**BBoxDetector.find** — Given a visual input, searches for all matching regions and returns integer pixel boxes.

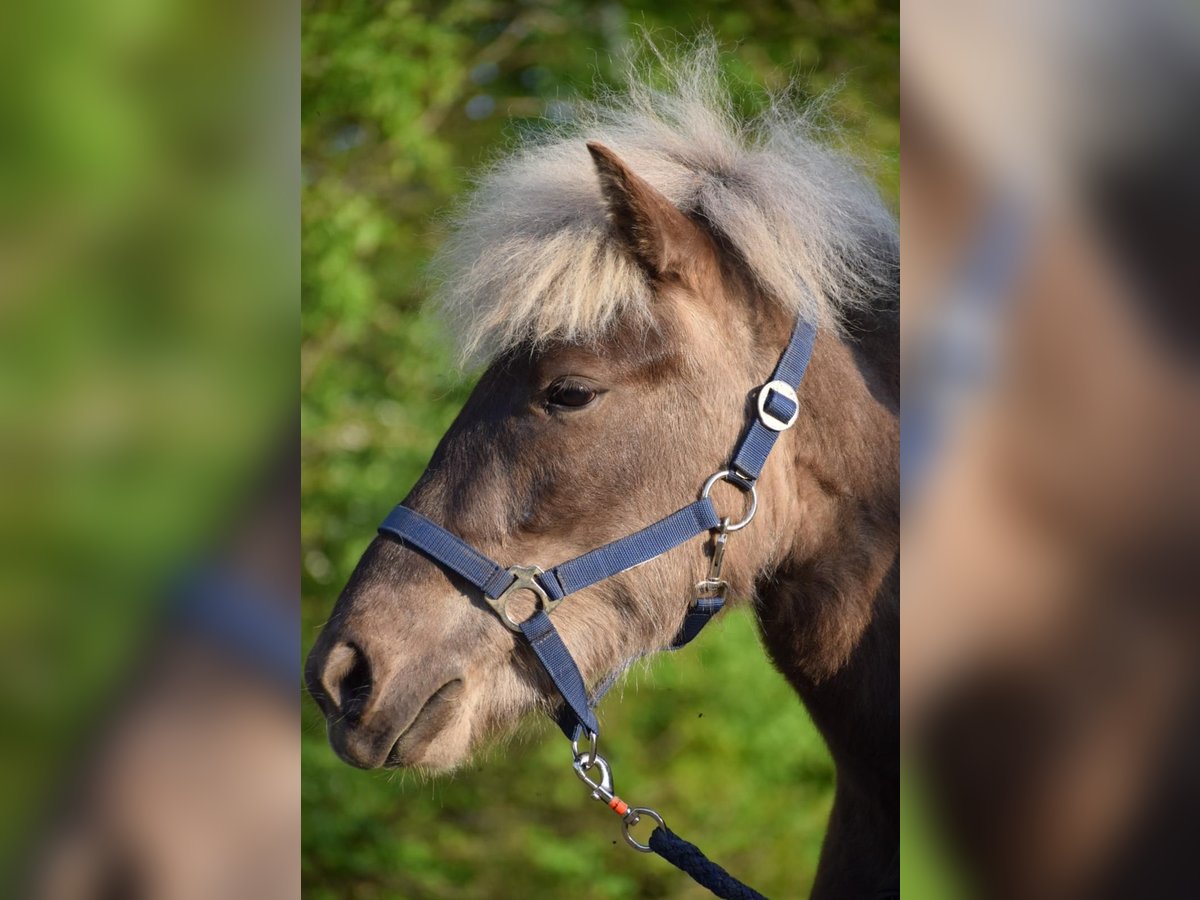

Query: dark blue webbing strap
[382,500,723,608]
[378,505,512,599]
[520,610,599,738]
[729,319,817,483]
[171,567,299,691]
[378,506,597,738]
[670,597,726,649]
[544,498,720,600]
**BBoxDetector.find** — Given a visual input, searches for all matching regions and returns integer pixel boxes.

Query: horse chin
[382,679,472,772]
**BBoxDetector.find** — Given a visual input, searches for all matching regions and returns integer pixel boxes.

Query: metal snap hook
[694,517,731,601]
[572,752,614,804]
[571,730,599,768]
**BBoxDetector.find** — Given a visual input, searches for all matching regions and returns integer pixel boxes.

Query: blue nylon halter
[377,318,816,741]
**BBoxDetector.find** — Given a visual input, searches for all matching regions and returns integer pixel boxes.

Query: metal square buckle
[756,379,799,431]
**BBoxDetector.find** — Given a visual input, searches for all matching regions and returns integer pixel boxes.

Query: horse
[306,48,899,898]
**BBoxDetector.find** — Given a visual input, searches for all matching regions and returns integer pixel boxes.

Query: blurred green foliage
[0,0,294,883]
[302,2,896,897]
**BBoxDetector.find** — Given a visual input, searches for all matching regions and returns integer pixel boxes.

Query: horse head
[306,64,897,774]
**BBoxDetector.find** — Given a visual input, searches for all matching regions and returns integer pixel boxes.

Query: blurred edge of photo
[903,0,1200,897]
[0,1,299,897]
[4,0,1200,896]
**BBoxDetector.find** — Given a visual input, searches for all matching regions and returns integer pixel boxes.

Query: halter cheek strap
[730,319,815,481]
[376,318,816,739]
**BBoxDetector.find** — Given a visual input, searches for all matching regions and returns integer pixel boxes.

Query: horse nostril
[318,642,373,723]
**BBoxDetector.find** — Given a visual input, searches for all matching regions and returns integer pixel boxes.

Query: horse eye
[546,379,597,409]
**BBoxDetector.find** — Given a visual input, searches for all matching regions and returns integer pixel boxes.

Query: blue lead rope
[649,827,768,900]
[376,319,817,899]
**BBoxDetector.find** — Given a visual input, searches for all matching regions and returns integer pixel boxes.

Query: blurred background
[301,2,896,898]
[1,0,298,896]
[902,0,1200,897]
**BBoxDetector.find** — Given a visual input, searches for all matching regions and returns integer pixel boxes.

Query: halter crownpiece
[376,318,814,898]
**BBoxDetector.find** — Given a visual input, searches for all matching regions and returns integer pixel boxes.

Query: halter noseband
[376,318,814,887]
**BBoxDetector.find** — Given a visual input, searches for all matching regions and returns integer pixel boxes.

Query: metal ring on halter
[622,806,667,852]
[571,730,599,768]
[487,564,561,632]
[700,470,758,532]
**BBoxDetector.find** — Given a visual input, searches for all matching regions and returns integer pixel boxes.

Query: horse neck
[755,527,899,896]
[751,312,899,891]
[757,556,899,799]
[765,561,899,898]
[753,302,899,681]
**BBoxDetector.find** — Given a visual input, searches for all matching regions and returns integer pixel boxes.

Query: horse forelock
[431,37,899,367]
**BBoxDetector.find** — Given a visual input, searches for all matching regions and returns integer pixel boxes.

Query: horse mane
[432,38,898,365]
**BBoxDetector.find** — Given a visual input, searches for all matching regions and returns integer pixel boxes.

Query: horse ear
[587,141,699,278]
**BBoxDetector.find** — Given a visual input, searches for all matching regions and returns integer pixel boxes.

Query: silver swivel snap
[572,751,614,804]
[569,748,667,852]
[695,516,732,601]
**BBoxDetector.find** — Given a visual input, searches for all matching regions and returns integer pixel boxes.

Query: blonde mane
[432,39,897,365]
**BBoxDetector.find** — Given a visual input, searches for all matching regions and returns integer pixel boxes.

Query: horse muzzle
[306,636,467,769]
